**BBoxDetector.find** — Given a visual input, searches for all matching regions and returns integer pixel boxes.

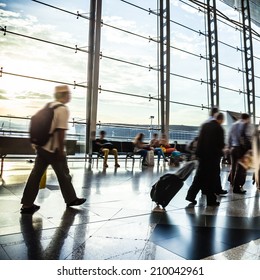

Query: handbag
[39,170,47,189]
[144,150,154,166]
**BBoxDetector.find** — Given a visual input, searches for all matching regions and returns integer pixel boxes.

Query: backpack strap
[48,102,65,150]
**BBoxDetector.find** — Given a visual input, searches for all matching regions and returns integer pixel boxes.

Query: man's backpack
[29,102,64,146]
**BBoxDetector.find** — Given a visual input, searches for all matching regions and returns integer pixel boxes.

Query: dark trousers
[21,147,77,205]
[233,163,247,190]
[136,149,148,164]
[229,146,241,185]
[186,157,221,204]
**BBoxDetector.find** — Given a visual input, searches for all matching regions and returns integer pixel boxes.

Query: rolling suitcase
[150,161,196,209]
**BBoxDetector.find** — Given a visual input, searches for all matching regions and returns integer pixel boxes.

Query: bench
[0,136,77,186]
[91,140,143,167]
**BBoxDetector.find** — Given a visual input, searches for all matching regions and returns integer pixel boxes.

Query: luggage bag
[150,161,196,209]
[145,150,154,166]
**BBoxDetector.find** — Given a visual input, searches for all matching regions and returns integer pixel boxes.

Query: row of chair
[91,140,187,167]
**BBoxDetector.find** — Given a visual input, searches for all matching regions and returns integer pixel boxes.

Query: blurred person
[203,107,227,195]
[186,113,225,206]
[133,133,152,166]
[21,85,86,214]
[150,133,168,165]
[159,133,176,154]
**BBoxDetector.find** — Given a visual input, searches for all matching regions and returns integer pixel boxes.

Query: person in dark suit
[186,112,225,206]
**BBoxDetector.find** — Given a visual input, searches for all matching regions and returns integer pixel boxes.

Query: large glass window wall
[1,0,260,152]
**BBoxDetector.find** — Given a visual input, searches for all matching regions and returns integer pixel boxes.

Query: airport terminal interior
[1,0,260,260]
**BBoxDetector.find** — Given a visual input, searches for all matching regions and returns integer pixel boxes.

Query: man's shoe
[207,201,220,206]
[233,189,246,194]
[67,198,86,207]
[152,206,166,213]
[216,189,228,195]
[20,204,40,214]
[185,196,197,205]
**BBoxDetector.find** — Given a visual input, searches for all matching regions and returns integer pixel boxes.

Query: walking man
[21,85,86,214]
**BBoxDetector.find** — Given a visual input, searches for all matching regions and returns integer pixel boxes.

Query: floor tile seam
[105,248,144,260]
[0,188,22,202]
[89,222,158,241]
[0,244,11,260]
[138,240,185,260]
[78,208,127,239]
[148,240,187,260]
[58,211,160,232]
[89,234,149,242]
[0,234,56,247]
[154,216,260,230]
[65,237,147,260]
[82,200,125,207]
[138,240,153,260]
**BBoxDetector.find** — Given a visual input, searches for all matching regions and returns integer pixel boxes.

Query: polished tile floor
[0,157,260,260]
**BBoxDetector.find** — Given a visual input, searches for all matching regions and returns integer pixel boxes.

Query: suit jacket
[196,120,225,160]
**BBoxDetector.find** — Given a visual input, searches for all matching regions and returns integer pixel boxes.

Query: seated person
[150,133,168,164]
[95,130,120,168]
[159,133,176,154]
[133,133,151,166]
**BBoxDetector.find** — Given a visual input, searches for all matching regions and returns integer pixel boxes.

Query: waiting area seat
[87,140,188,168]
[91,140,143,167]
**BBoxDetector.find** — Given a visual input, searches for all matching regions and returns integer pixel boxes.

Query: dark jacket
[196,120,225,159]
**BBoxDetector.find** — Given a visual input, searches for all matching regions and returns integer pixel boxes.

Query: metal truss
[241,0,256,124]
[207,0,219,109]
[159,0,170,135]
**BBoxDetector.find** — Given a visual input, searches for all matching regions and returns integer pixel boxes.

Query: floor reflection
[20,208,86,260]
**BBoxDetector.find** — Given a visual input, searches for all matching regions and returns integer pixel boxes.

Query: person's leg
[102,148,109,167]
[111,148,120,167]
[233,163,247,194]
[159,148,168,161]
[215,158,228,195]
[154,148,161,164]
[186,161,204,204]
[229,147,240,185]
[50,153,80,205]
[205,158,220,206]
[138,149,148,165]
[21,151,48,207]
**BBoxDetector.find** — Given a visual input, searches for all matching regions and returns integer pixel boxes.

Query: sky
[0,0,260,129]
